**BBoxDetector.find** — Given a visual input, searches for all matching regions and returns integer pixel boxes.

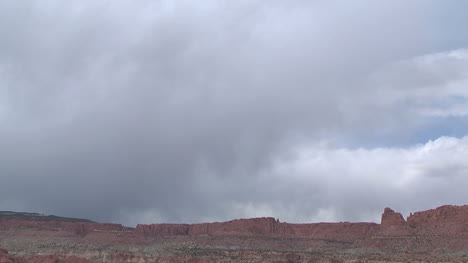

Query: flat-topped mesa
[407,205,468,225]
[381,207,406,226]
[406,205,468,236]
[136,218,278,237]
[189,217,279,237]
[276,222,378,241]
[135,223,190,236]
[137,217,378,241]
[4,205,468,241]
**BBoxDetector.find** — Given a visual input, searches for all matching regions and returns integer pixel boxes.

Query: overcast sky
[1,0,468,226]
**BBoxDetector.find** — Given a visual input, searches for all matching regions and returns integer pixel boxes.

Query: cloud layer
[0,0,467,226]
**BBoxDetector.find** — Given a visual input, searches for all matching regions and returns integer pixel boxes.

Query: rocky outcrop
[188,217,279,237]
[407,205,468,225]
[378,207,412,236]
[2,206,468,262]
[137,206,459,241]
[4,206,468,240]
[3,206,468,240]
[406,205,468,236]
[381,207,406,226]
[135,223,189,236]
[135,217,379,241]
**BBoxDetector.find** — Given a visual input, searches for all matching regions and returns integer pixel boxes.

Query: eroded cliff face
[405,205,468,238]
[134,217,379,242]
[381,207,405,226]
[1,205,468,263]
[135,223,189,236]
[408,205,468,224]
[183,217,378,241]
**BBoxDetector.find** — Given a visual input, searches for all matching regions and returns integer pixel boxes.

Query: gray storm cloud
[0,0,468,226]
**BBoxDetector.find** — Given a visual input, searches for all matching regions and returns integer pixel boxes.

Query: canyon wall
[134,217,379,241]
[2,205,468,263]
[3,205,468,240]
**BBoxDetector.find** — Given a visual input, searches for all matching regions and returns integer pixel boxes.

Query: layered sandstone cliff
[1,205,468,263]
[3,205,468,240]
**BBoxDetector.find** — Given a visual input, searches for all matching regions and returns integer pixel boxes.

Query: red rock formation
[377,207,412,236]
[132,205,468,243]
[188,217,279,237]
[134,217,379,241]
[381,207,406,226]
[278,222,379,241]
[4,206,468,240]
[2,205,468,262]
[406,205,468,236]
[407,205,468,225]
[135,223,189,236]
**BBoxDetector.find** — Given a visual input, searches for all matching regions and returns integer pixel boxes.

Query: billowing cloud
[116,135,468,226]
[0,1,467,226]
[257,136,468,223]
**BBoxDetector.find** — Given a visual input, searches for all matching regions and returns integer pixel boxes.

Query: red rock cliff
[381,207,406,226]
[135,223,189,236]
[3,205,468,241]
[2,206,468,263]
[136,217,378,241]
[188,217,279,237]
[407,205,468,236]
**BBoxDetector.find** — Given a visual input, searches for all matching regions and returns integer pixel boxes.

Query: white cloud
[225,135,468,223]
[126,135,468,225]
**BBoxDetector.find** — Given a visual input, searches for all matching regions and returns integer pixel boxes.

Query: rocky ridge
[1,205,468,262]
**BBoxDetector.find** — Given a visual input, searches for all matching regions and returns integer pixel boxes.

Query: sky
[1,0,468,227]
